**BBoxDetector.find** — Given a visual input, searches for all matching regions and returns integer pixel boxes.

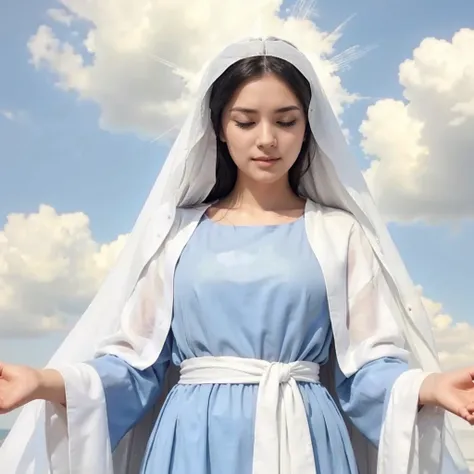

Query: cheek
[281,129,306,158]
[224,128,252,161]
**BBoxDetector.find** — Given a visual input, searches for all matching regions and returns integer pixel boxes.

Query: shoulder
[305,201,376,259]
[175,204,209,222]
[161,205,209,243]
[306,200,358,233]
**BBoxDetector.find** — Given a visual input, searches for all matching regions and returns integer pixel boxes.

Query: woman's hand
[0,362,42,414]
[0,362,66,414]
[419,368,474,424]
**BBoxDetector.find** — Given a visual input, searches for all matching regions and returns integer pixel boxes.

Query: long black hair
[204,55,314,203]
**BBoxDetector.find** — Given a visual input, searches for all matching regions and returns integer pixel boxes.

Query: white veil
[0,36,468,473]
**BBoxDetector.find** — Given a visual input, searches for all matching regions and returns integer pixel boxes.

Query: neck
[225,174,301,211]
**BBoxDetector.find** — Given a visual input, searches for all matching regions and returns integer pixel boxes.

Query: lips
[252,156,280,162]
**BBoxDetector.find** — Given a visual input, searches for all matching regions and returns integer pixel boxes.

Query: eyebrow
[230,106,301,114]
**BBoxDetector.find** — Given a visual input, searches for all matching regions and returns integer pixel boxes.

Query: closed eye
[234,119,298,129]
[235,121,255,129]
[278,120,297,128]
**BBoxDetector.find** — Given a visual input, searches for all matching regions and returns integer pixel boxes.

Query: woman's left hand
[419,368,474,424]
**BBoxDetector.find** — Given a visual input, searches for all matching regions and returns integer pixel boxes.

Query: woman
[0,37,472,474]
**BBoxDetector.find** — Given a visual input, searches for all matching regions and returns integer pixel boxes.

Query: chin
[248,170,289,185]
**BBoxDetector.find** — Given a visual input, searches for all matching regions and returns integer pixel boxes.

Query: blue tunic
[89,215,408,474]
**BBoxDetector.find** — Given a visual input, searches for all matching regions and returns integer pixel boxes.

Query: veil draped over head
[0,37,468,473]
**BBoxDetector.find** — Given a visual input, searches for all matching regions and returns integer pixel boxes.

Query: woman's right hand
[0,362,43,414]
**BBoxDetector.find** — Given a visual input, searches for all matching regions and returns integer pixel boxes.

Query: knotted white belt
[179,356,320,474]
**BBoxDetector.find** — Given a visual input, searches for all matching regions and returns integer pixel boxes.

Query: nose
[256,123,277,149]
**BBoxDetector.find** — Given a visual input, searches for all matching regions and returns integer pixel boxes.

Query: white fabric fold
[178,356,320,474]
[377,369,445,474]
[44,363,114,474]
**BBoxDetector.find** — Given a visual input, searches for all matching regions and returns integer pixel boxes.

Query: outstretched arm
[0,363,65,414]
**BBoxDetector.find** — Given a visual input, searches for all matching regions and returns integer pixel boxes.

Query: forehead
[227,73,301,110]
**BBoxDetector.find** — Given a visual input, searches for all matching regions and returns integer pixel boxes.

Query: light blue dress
[89,215,408,474]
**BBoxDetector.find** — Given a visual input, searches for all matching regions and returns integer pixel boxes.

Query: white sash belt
[179,356,320,474]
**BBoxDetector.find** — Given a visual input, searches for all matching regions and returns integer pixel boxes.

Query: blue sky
[1,0,473,428]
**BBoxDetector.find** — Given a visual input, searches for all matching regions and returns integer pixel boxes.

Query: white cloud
[419,289,474,371]
[27,0,358,138]
[28,25,90,94]
[0,109,27,123]
[47,8,75,26]
[0,205,127,337]
[1,110,15,121]
[361,28,474,223]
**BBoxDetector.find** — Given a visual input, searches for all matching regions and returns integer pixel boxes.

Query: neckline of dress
[202,213,304,229]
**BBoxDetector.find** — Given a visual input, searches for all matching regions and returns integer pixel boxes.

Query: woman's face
[220,73,307,186]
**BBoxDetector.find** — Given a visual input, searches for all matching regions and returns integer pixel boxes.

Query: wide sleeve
[44,255,171,474]
[86,333,172,451]
[335,356,408,446]
[342,221,409,372]
[339,222,445,474]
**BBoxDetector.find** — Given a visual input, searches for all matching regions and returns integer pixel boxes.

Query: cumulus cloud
[27,0,358,138]
[0,205,127,337]
[47,8,75,26]
[419,289,474,370]
[361,28,474,222]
